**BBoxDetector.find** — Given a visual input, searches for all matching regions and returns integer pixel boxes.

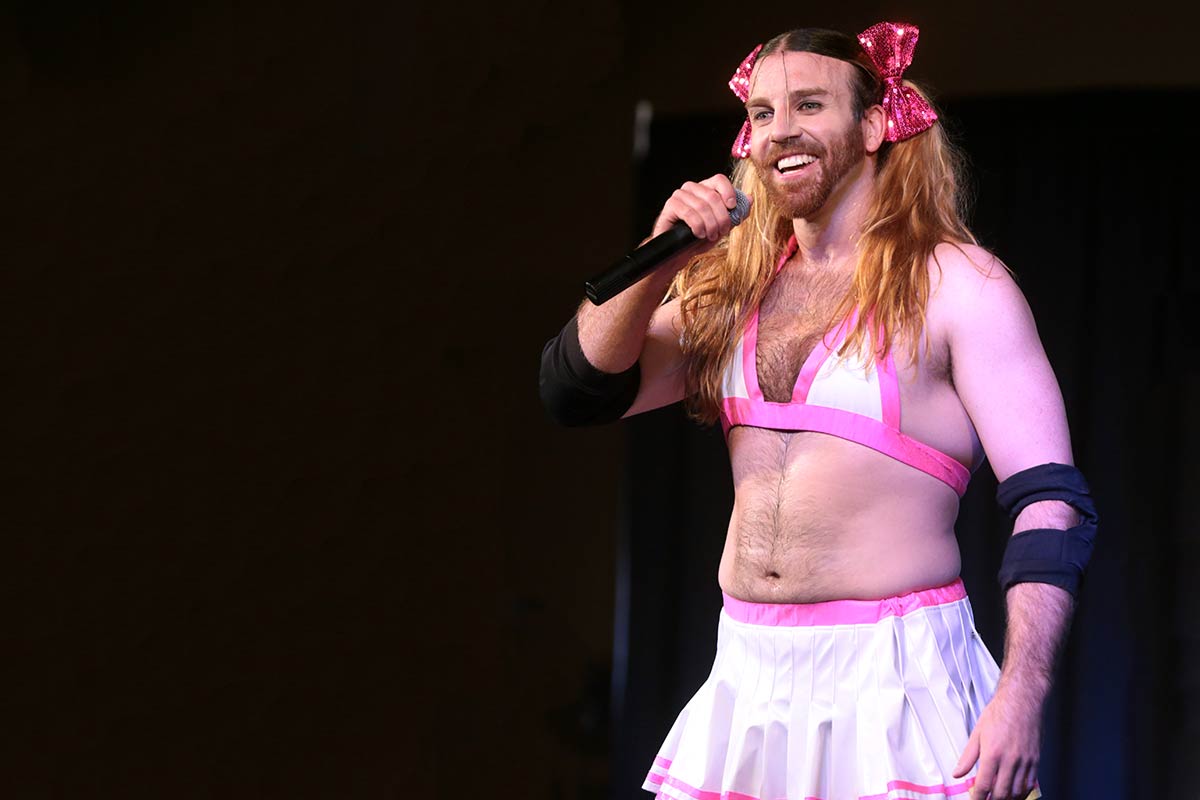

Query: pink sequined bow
[856,22,938,142]
[728,43,762,158]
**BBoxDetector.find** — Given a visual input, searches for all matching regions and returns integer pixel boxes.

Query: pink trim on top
[646,768,982,800]
[742,312,762,402]
[721,398,970,495]
[720,235,971,496]
[791,317,845,404]
[741,236,800,404]
[878,349,902,428]
[721,578,966,626]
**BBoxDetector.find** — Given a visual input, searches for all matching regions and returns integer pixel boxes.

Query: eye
[798,100,822,112]
[749,109,773,123]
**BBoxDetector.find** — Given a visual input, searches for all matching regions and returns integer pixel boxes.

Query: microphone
[584,189,751,305]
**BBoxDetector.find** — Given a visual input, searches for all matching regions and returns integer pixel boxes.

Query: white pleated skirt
[642,579,1040,800]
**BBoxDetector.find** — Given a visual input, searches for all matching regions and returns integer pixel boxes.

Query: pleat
[643,592,1007,800]
[931,602,978,724]
[825,625,860,799]
[700,618,739,786]
[853,621,889,797]
[951,601,1001,726]
[704,613,749,785]
[885,612,947,784]
[905,610,971,774]
[760,629,791,800]
[802,623,835,799]
[723,618,767,794]
[785,626,812,800]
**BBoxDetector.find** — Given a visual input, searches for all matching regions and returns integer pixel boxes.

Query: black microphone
[584,189,751,305]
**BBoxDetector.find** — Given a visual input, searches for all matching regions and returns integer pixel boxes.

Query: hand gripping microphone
[584,189,751,305]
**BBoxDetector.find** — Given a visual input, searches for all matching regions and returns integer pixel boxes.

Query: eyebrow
[745,87,831,108]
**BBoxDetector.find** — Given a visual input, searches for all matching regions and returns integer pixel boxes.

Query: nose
[769,106,805,144]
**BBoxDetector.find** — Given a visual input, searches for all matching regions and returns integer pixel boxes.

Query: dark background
[1,1,1196,797]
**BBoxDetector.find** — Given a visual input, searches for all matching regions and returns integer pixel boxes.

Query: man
[540,23,1096,800]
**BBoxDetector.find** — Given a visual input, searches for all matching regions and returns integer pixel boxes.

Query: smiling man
[540,23,1097,800]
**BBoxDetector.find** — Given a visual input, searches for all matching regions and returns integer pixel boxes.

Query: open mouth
[776,154,818,175]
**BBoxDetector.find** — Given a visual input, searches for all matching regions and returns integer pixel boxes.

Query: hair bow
[727,43,762,159]
[856,22,938,142]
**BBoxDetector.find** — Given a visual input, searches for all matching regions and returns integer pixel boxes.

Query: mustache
[762,143,826,163]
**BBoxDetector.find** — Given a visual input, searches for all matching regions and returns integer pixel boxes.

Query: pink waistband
[722,578,967,627]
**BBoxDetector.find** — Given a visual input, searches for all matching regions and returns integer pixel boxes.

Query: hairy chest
[753,262,954,402]
[754,263,854,402]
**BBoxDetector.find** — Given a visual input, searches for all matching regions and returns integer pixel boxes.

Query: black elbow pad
[538,315,640,427]
[995,462,1099,596]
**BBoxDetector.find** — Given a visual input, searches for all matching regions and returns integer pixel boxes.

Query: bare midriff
[718,425,963,604]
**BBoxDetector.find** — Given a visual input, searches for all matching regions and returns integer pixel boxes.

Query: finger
[953,728,981,778]
[970,757,996,800]
[699,174,738,210]
[658,188,717,240]
[989,757,1016,800]
[672,182,726,240]
[1013,761,1038,799]
[683,181,733,239]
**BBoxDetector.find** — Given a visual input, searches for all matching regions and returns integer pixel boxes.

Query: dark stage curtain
[610,90,1199,800]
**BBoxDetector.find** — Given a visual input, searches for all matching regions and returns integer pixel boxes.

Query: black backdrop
[3,2,1198,797]
[611,91,1200,800]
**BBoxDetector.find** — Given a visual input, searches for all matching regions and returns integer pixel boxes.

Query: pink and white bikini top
[718,236,971,496]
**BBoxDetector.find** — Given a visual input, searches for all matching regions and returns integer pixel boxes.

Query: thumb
[952,727,981,779]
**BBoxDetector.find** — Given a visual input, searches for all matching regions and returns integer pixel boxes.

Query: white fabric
[805,352,884,421]
[721,338,750,401]
[642,596,1033,800]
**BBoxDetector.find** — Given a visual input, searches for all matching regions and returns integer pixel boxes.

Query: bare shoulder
[928,242,1013,298]
[926,242,1032,336]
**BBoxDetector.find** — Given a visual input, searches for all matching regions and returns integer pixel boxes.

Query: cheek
[749,134,769,164]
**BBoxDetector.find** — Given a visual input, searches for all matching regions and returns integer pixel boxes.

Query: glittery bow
[856,22,938,142]
[728,43,762,158]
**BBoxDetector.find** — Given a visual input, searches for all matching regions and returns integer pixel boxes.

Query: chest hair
[755,258,854,402]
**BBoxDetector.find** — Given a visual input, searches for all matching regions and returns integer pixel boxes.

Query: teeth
[777,154,817,170]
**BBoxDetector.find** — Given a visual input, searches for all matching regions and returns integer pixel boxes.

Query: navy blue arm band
[995,462,1099,596]
[538,315,640,427]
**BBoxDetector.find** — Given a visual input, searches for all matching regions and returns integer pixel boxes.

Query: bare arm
[540,176,744,425]
[935,244,1078,800]
[577,175,744,372]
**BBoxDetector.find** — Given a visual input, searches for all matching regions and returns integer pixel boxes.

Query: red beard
[753,122,867,219]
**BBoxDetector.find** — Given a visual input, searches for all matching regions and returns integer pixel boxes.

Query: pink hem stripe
[646,770,979,800]
[721,578,966,626]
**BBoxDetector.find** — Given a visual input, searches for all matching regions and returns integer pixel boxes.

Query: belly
[719,427,963,603]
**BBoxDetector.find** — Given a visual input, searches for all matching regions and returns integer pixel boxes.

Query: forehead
[746,51,856,102]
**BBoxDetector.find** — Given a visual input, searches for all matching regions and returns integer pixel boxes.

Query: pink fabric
[878,350,902,428]
[720,578,966,627]
[640,588,1022,800]
[728,44,764,158]
[856,23,939,143]
[721,398,970,496]
[719,236,971,497]
[646,768,979,800]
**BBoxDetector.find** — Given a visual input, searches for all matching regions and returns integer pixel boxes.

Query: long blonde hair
[671,30,977,426]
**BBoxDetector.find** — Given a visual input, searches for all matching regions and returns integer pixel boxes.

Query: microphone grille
[730,189,751,226]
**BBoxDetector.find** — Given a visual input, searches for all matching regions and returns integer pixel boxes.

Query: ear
[862,104,887,153]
